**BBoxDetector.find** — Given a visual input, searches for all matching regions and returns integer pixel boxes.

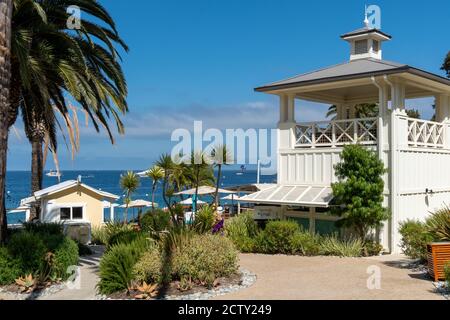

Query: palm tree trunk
[151,183,156,210]
[29,137,44,220]
[0,0,13,244]
[214,164,222,209]
[194,167,200,214]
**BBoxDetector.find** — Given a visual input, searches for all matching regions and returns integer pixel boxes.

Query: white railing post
[353,119,358,144]
[311,124,316,148]
[331,121,336,147]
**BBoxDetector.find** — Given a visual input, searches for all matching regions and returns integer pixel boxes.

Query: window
[60,206,84,220]
[72,207,83,219]
[354,40,368,54]
[372,40,379,52]
[60,208,71,220]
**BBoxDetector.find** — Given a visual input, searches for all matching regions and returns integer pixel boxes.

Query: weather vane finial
[364,5,369,28]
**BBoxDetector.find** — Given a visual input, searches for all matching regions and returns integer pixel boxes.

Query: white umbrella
[221,194,239,200]
[174,186,236,196]
[119,199,156,208]
[179,198,206,205]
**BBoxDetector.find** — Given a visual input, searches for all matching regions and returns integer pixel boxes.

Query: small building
[20,179,119,228]
[239,15,450,253]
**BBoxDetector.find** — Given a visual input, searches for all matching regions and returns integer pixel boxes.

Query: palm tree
[156,154,176,223]
[442,51,450,78]
[326,105,337,119]
[120,171,140,224]
[190,151,209,214]
[146,165,164,210]
[326,103,378,120]
[0,0,13,243]
[210,144,232,209]
[10,0,128,219]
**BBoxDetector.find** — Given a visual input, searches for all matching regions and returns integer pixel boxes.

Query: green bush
[289,231,321,256]
[194,205,216,233]
[97,237,151,294]
[132,245,162,284]
[23,222,64,235]
[426,207,450,241]
[141,209,171,232]
[225,212,260,252]
[0,247,22,285]
[52,237,79,280]
[363,240,384,257]
[256,220,300,254]
[172,234,238,286]
[77,242,93,256]
[399,220,434,261]
[445,263,450,289]
[320,235,364,257]
[91,226,108,245]
[107,230,143,248]
[7,231,47,274]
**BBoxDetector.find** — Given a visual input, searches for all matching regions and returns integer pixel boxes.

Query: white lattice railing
[407,118,445,148]
[295,118,378,148]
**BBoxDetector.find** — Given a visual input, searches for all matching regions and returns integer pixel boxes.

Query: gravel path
[214,253,445,300]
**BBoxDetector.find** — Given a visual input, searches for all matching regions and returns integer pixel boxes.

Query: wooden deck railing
[295,118,378,148]
[407,118,445,148]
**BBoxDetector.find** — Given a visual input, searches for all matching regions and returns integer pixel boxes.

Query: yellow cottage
[20,178,119,228]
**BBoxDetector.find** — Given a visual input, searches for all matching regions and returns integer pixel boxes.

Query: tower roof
[340,27,392,40]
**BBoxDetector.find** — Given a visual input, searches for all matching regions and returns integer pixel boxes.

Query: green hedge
[255,220,300,254]
[0,247,22,285]
[399,220,434,261]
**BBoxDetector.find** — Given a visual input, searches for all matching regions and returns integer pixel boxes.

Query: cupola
[340,12,391,61]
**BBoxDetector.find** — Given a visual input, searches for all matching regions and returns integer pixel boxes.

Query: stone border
[433,282,449,300]
[97,268,257,300]
[0,283,67,300]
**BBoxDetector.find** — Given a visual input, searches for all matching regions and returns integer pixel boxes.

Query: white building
[239,19,450,253]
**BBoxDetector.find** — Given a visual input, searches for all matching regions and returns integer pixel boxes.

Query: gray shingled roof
[255,58,450,92]
[340,27,392,39]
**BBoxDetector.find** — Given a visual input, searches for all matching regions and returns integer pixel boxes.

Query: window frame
[59,204,85,221]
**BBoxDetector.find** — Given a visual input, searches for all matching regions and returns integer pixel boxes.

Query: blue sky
[7,0,450,170]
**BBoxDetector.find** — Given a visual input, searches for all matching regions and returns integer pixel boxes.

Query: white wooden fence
[407,118,445,148]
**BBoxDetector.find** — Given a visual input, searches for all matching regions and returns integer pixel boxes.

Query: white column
[110,204,115,223]
[435,94,450,122]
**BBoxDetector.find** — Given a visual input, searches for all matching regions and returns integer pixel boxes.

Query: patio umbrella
[174,186,236,195]
[118,199,156,208]
[179,197,206,205]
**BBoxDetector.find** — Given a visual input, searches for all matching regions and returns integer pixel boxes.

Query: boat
[137,170,149,177]
[46,170,61,178]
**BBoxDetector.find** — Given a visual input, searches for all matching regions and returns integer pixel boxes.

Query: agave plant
[15,274,36,293]
[426,206,450,241]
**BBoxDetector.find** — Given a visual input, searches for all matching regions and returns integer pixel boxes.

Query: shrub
[331,144,389,240]
[172,234,238,286]
[445,263,450,289]
[52,237,79,280]
[399,220,434,261]
[91,226,108,245]
[132,245,163,284]
[0,247,22,285]
[141,209,171,232]
[107,230,143,248]
[23,222,63,236]
[289,231,321,256]
[320,235,364,257]
[225,212,260,252]
[7,231,47,274]
[426,207,450,241]
[98,237,151,294]
[194,205,216,234]
[255,220,300,254]
[77,242,93,256]
[363,240,384,257]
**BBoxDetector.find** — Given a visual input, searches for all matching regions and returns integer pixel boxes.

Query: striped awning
[237,185,333,208]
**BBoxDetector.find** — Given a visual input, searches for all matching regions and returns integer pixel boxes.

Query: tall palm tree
[326,103,378,120]
[189,151,209,214]
[10,0,128,220]
[210,144,232,209]
[0,0,13,243]
[442,51,450,78]
[156,153,176,223]
[120,171,140,224]
[146,165,164,210]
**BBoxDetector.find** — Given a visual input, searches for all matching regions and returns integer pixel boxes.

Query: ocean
[5,170,276,224]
